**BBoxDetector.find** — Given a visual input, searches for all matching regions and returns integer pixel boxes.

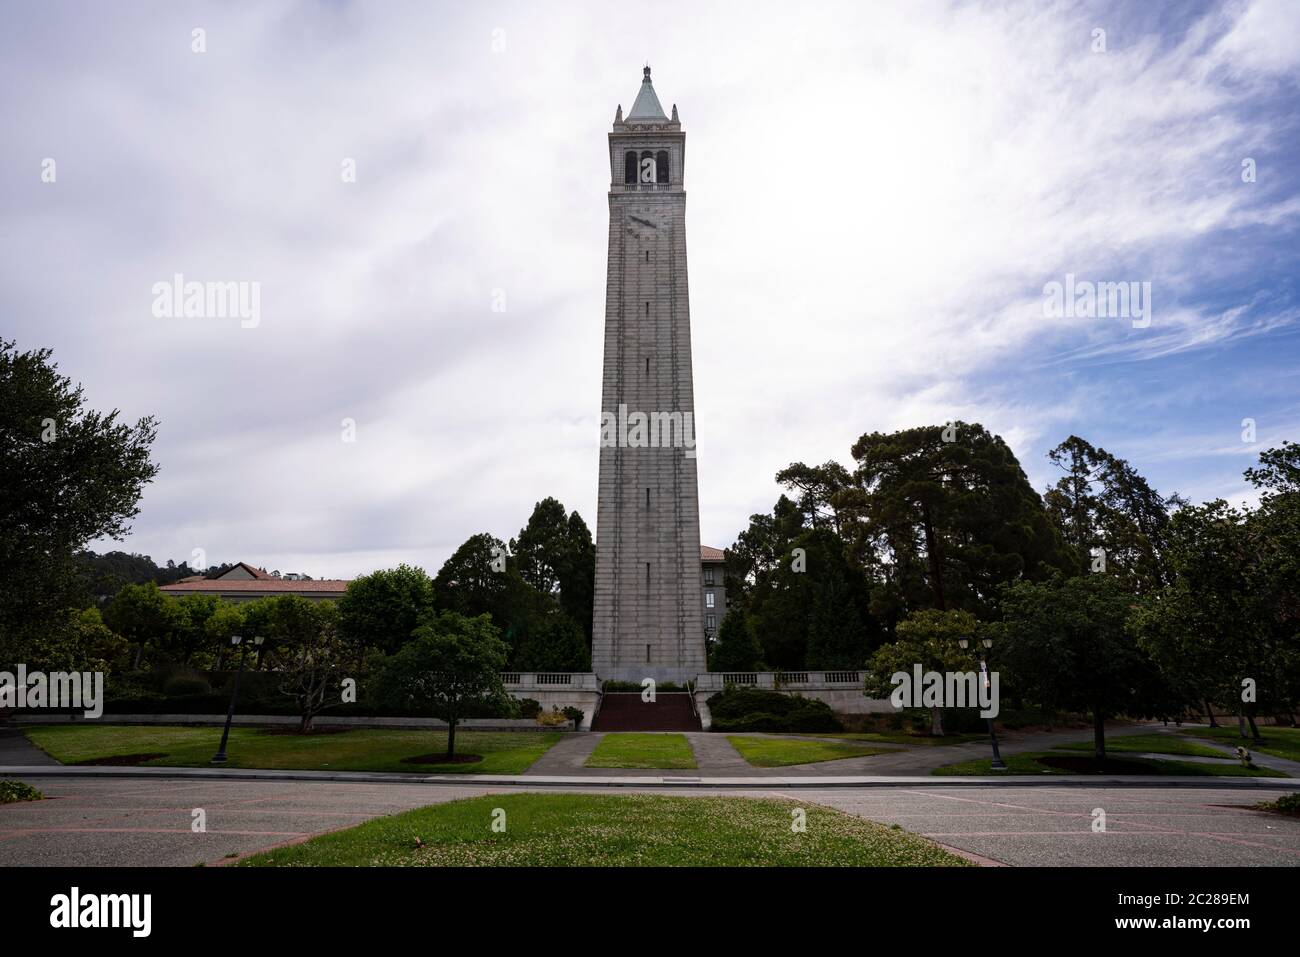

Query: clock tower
[591,67,707,682]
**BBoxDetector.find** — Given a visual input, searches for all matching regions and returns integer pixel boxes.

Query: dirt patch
[75,753,167,766]
[400,753,484,766]
[1036,754,1161,774]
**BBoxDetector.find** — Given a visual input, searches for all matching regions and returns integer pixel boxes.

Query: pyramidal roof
[626,65,668,122]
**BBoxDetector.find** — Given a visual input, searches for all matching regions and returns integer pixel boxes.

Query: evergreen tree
[709,609,763,672]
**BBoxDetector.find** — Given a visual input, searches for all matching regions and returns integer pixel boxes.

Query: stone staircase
[591,692,702,732]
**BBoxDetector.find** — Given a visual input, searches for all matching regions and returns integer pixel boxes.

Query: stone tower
[591,67,706,683]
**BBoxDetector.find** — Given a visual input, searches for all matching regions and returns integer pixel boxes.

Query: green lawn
[727,735,898,767]
[1057,733,1231,758]
[23,725,561,775]
[802,732,987,747]
[1181,726,1300,763]
[584,733,697,769]
[932,750,1288,777]
[236,793,971,867]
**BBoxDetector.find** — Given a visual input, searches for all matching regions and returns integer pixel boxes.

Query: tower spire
[626,64,668,123]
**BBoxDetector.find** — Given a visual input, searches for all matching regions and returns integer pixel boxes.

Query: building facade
[591,68,707,682]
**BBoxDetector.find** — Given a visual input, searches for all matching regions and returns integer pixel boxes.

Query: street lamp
[211,634,264,764]
[959,635,1006,770]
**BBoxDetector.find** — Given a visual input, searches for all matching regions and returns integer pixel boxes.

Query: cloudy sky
[3,0,1298,579]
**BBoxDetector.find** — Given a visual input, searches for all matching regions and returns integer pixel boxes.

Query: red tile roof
[223,561,271,580]
[161,579,349,594]
[700,545,725,562]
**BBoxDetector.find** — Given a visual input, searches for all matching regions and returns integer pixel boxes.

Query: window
[644,301,650,316]
[706,614,716,632]
[704,567,714,585]
[646,644,651,663]
[655,150,669,184]
[706,591,715,608]
[645,487,650,508]
[624,151,637,184]
[645,356,650,374]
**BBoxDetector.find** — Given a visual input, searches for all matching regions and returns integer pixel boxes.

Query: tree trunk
[1204,699,1217,728]
[1245,710,1262,743]
[920,500,946,611]
[447,717,457,759]
[300,712,313,734]
[1093,709,1106,763]
[931,706,944,736]
[1238,714,1249,738]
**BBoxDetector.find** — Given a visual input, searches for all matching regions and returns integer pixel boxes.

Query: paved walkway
[525,723,1200,779]
[0,728,56,766]
[2,775,1296,867]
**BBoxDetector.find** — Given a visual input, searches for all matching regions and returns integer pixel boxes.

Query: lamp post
[211,634,264,764]
[959,635,1006,771]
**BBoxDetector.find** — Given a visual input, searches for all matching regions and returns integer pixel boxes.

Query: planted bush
[0,780,43,803]
[706,687,841,733]
[162,674,211,696]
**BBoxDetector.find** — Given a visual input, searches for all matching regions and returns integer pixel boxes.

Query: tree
[337,564,436,656]
[511,497,570,595]
[277,603,348,733]
[996,575,1167,760]
[434,533,514,621]
[512,608,590,671]
[738,519,875,671]
[205,602,246,669]
[379,611,510,759]
[1133,495,1299,740]
[558,510,596,643]
[1043,435,1174,592]
[865,609,978,735]
[709,609,763,672]
[511,499,596,646]
[172,594,221,666]
[103,582,178,669]
[254,594,325,669]
[0,339,159,663]
[805,541,869,669]
[775,460,851,533]
[837,422,1076,621]
[8,607,130,675]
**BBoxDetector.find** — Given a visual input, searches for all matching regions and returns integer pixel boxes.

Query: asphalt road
[1,775,1296,867]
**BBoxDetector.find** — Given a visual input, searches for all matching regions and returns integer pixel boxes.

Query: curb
[2,765,1297,790]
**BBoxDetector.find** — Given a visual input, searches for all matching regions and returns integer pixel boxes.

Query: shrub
[516,697,542,719]
[0,780,43,803]
[162,674,211,697]
[706,687,841,733]
[562,706,585,727]
[537,707,570,727]
[1261,793,1300,814]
